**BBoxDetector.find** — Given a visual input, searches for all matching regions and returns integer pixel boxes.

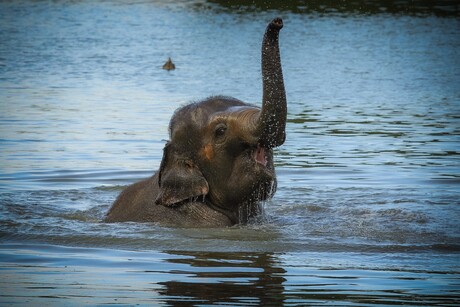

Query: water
[1,1,459,305]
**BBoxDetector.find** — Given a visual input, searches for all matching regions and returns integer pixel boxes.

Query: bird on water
[162,57,175,70]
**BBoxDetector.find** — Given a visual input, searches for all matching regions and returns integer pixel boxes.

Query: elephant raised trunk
[256,17,287,149]
[105,18,288,227]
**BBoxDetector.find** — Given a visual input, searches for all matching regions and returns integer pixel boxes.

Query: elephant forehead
[210,107,260,137]
[210,107,259,123]
[225,105,260,113]
[169,100,261,150]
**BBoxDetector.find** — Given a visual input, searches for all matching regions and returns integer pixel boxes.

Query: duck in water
[162,57,175,70]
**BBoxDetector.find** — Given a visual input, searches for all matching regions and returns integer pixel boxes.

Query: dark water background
[1,0,460,305]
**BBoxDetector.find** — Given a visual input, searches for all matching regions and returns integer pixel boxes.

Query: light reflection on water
[0,243,458,306]
[1,0,459,305]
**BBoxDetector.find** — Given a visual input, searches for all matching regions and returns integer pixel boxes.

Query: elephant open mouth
[253,144,268,166]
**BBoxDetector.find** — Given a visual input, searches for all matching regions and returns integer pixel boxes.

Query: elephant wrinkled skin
[105,18,287,227]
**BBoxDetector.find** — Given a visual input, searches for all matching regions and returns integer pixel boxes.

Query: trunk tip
[269,17,283,30]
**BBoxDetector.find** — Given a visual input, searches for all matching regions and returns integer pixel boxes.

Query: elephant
[105,18,287,227]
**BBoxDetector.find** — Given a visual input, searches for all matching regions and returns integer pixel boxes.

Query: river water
[1,1,459,305]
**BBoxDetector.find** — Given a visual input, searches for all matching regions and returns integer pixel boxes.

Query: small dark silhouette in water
[162,57,175,70]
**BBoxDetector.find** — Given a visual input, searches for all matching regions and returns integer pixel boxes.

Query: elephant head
[154,18,286,223]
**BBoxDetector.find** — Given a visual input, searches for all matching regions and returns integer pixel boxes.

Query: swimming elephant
[105,18,287,227]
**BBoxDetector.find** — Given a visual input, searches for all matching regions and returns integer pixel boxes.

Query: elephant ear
[155,144,209,207]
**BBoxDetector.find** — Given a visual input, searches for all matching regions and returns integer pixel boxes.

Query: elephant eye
[214,123,227,138]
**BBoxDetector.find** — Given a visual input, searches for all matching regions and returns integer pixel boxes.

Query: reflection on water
[159,252,285,306]
[1,244,458,306]
[1,0,460,305]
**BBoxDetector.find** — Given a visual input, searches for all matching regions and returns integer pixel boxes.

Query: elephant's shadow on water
[156,251,287,306]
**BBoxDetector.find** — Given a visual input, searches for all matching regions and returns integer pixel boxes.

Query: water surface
[1,1,459,305]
